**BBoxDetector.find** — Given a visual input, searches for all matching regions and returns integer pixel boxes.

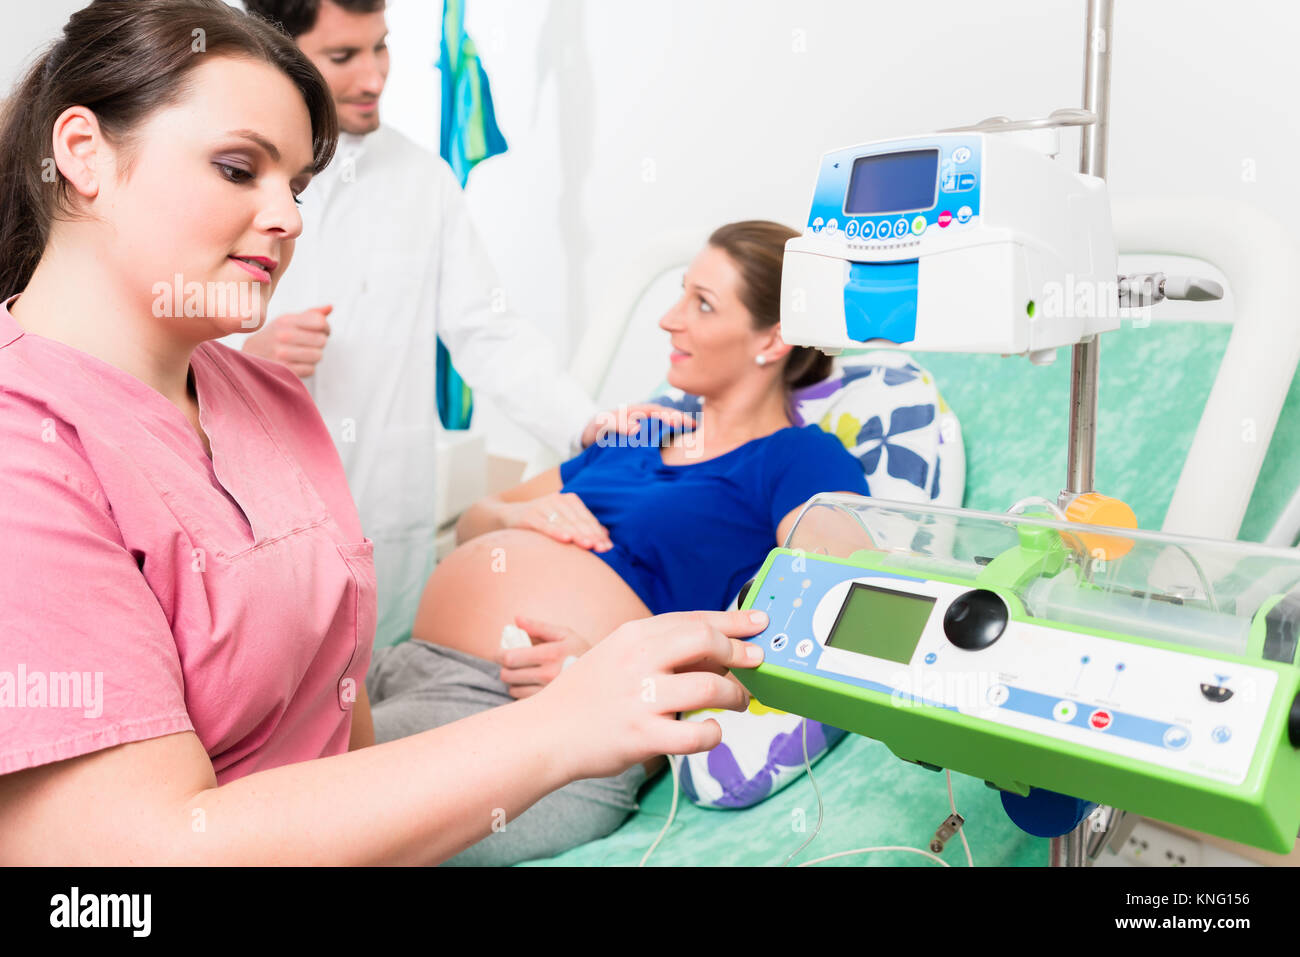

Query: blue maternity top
[559,420,870,614]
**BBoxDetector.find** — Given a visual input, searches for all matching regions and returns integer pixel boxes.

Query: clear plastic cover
[785,494,1300,661]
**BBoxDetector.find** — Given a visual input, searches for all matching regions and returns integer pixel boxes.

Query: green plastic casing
[736,547,1300,853]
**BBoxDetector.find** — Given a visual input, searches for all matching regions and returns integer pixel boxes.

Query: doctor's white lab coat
[230,127,596,649]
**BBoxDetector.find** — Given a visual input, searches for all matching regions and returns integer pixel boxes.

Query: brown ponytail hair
[0,0,339,300]
[706,220,833,395]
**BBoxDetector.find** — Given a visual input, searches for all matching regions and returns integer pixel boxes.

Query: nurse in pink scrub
[0,0,765,865]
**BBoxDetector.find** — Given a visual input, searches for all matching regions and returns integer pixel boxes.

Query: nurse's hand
[580,403,696,450]
[242,305,333,378]
[503,492,613,552]
[528,609,768,782]
[496,615,594,699]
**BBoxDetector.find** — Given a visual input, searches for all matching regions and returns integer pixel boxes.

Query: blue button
[941,172,957,191]
[955,172,976,191]
[1163,726,1191,750]
[924,652,937,665]
[1212,725,1232,744]
[892,218,908,238]
[860,220,876,239]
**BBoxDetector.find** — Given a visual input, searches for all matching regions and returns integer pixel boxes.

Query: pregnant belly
[411,529,653,662]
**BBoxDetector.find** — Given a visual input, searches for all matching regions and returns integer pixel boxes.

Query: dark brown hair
[244,0,387,38]
[707,220,833,394]
[0,0,339,299]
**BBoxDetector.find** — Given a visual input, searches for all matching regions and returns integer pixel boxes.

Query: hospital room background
[5,0,1299,868]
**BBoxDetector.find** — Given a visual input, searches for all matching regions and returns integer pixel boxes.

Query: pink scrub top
[0,296,376,784]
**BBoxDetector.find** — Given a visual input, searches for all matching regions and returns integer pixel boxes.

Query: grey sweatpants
[365,639,647,866]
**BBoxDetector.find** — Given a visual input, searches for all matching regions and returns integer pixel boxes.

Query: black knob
[736,578,756,609]
[943,589,1009,650]
[1289,692,1300,749]
[1200,683,1234,703]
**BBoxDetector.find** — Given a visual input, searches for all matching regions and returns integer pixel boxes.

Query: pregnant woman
[366,220,872,864]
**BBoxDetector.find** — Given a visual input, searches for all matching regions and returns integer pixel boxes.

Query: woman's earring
[755,354,767,366]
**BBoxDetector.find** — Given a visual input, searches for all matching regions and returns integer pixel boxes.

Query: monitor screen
[844,149,939,216]
[825,582,936,665]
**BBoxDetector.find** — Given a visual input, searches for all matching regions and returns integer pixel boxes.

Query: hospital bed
[514,194,1300,866]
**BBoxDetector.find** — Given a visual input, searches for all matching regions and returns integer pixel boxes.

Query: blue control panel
[805,135,984,243]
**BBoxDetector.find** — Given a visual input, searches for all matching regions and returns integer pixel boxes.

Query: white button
[953,146,971,164]
[795,639,815,658]
[1053,701,1077,722]
[986,684,1010,706]
[770,632,789,651]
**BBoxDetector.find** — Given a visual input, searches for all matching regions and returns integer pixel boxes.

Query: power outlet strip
[1101,820,1203,867]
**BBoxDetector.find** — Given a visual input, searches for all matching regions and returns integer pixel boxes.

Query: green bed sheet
[522,734,1046,867]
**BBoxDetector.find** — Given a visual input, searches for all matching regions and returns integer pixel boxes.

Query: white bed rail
[1112,196,1300,541]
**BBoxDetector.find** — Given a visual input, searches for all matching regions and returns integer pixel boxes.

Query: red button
[938,210,953,228]
[1089,709,1112,731]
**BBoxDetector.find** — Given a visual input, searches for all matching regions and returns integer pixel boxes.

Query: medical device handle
[1116,272,1225,307]
[938,107,1097,134]
[1162,275,1225,302]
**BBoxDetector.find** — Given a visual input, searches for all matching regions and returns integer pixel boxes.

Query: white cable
[798,845,951,867]
[643,729,975,869]
[946,769,975,868]
[782,718,824,866]
[638,755,680,867]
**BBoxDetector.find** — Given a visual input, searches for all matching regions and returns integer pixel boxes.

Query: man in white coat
[232,0,677,648]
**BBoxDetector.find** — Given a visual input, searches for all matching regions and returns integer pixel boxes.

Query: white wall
[0,0,85,84]
[7,1,1299,460]
[380,0,1300,460]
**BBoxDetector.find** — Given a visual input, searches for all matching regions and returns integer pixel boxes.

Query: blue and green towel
[436,0,509,430]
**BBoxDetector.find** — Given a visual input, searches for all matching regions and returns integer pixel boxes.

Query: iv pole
[1051,0,1129,868]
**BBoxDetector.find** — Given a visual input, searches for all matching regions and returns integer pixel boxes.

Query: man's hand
[242,305,333,378]
[580,403,696,450]
[495,615,595,699]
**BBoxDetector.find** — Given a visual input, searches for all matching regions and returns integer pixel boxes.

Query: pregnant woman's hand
[503,492,613,552]
[496,615,594,699]
[527,608,768,781]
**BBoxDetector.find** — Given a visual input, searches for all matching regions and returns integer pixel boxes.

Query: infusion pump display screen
[825,582,936,664]
[844,149,939,215]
